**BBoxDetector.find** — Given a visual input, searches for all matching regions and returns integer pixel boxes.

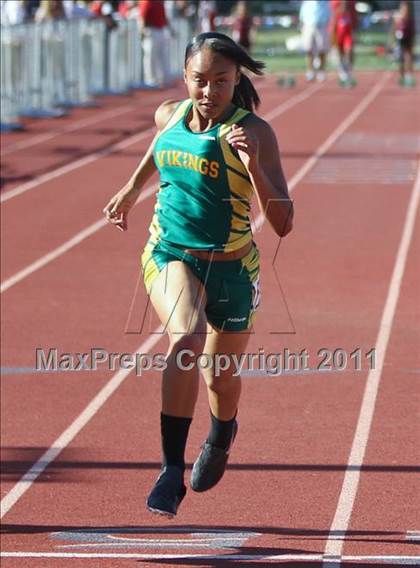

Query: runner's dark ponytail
[185,32,265,112]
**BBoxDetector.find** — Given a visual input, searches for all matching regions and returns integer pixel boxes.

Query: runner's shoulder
[242,113,277,144]
[155,100,182,130]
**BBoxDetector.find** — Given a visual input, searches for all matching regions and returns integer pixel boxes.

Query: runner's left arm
[226,119,293,237]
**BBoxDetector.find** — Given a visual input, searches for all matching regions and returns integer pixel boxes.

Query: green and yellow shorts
[141,240,261,332]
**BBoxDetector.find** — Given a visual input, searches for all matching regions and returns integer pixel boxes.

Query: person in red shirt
[138,0,171,87]
[118,0,137,19]
[330,0,357,85]
[393,0,416,86]
[232,1,254,53]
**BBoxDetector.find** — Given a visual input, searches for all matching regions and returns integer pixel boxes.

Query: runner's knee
[204,371,238,395]
[168,332,207,360]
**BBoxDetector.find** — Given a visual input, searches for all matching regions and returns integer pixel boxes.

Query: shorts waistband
[180,241,253,262]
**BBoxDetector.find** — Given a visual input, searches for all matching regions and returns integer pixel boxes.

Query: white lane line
[0,328,163,519]
[1,83,322,293]
[285,72,389,192]
[406,530,420,541]
[254,74,389,226]
[0,125,156,204]
[0,183,157,294]
[325,557,420,566]
[0,552,322,560]
[0,105,135,157]
[1,552,420,564]
[323,161,420,565]
[262,81,323,122]
[0,74,388,518]
[1,219,105,293]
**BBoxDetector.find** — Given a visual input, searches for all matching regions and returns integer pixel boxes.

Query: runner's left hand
[226,123,259,171]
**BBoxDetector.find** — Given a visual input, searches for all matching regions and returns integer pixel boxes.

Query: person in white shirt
[1,0,26,26]
[299,0,331,82]
[197,0,216,33]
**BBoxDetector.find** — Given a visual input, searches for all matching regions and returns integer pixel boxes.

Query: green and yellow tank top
[148,99,254,252]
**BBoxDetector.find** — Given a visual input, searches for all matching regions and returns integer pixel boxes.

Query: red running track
[1,71,419,567]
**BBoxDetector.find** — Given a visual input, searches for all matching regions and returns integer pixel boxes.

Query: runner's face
[184,47,240,120]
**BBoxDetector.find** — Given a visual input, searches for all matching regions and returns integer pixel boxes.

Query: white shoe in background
[316,71,326,82]
[339,69,348,83]
[306,70,316,82]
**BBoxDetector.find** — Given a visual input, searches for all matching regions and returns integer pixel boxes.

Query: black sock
[207,411,237,450]
[161,413,192,471]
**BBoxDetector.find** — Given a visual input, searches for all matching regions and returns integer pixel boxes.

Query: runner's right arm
[103,100,179,231]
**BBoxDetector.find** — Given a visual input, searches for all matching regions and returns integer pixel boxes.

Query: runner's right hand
[103,186,137,232]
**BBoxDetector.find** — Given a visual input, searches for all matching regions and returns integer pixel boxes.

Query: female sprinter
[103,32,293,518]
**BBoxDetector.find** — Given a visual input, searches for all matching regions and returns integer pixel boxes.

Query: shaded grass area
[250,27,418,73]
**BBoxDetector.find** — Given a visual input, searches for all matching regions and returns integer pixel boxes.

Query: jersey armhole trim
[158,99,191,136]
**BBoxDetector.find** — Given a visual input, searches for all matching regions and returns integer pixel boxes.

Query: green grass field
[250,27,416,73]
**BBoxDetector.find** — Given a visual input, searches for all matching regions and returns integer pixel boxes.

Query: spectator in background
[175,0,198,32]
[25,0,41,21]
[35,0,67,22]
[164,0,177,23]
[330,0,358,85]
[63,1,93,19]
[197,0,216,33]
[174,0,192,18]
[90,1,118,30]
[118,0,138,20]
[139,0,171,88]
[1,0,26,25]
[1,0,41,25]
[232,0,254,53]
[393,0,416,86]
[299,0,331,82]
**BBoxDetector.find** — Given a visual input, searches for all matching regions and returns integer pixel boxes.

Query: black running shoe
[190,420,238,493]
[146,466,186,518]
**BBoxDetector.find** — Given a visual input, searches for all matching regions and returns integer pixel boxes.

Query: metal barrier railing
[1,17,192,131]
